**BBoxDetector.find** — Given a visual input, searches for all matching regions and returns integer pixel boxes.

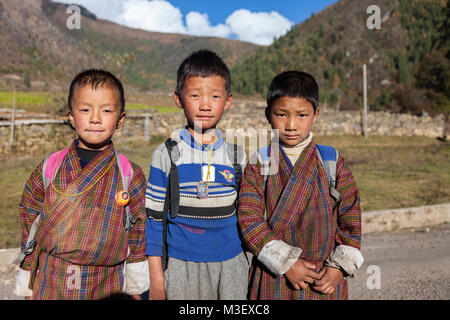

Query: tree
[23,72,31,89]
[415,48,450,115]
[397,53,410,84]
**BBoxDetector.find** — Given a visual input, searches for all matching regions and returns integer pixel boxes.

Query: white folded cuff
[14,268,33,297]
[258,240,302,276]
[125,260,150,295]
[325,244,364,278]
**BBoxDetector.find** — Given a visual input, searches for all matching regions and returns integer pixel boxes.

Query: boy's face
[266,96,319,148]
[69,85,125,150]
[174,75,232,134]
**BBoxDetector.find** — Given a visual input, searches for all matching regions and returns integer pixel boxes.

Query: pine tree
[397,53,410,84]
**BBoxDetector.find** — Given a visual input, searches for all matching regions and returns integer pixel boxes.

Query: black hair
[68,69,125,113]
[176,49,231,97]
[266,71,319,112]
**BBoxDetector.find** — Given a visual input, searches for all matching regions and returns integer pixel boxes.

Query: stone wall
[144,102,445,138]
[0,101,446,155]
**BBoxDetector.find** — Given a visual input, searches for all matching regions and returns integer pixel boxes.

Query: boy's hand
[284,259,321,290]
[148,256,167,300]
[149,282,166,300]
[312,266,344,295]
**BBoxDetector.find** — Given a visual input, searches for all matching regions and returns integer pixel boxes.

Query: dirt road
[1,223,449,300]
[348,223,450,299]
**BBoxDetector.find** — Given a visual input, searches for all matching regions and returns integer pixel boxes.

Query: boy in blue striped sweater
[145,50,248,300]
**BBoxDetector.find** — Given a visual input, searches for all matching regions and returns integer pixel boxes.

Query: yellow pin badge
[115,191,130,206]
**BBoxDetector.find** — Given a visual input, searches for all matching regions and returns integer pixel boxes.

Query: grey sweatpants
[164,251,250,300]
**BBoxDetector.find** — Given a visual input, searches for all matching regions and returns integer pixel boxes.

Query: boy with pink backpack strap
[14,69,149,300]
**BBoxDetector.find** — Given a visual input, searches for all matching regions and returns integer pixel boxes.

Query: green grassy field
[0,91,181,114]
[0,135,449,249]
[126,102,181,114]
[0,91,63,114]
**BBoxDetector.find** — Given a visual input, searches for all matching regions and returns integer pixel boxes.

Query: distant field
[0,91,181,114]
[0,135,449,248]
[0,91,63,114]
[127,102,181,114]
[313,135,450,212]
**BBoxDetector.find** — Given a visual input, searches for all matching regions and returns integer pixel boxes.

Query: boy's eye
[212,95,221,99]
[103,109,113,113]
[298,114,307,118]
[276,113,286,117]
[190,94,199,98]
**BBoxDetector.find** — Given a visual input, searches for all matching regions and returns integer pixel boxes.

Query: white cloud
[54,0,292,45]
[56,0,186,33]
[119,0,186,34]
[185,12,230,38]
[226,9,292,45]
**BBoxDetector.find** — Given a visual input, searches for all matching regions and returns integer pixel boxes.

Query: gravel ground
[1,223,449,300]
[0,263,21,300]
[348,223,450,299]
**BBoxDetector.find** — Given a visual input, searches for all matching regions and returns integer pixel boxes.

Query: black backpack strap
[226,143,244,209]
[162,138,179,271]
[232,143,243,193]
[165,139,180,219]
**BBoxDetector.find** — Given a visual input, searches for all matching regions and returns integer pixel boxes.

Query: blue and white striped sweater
[145,128,246,262]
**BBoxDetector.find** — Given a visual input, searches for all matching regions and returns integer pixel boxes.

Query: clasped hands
[284,258,343,295]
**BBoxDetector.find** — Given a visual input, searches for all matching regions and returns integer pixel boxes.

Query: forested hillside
[232,0,449,115]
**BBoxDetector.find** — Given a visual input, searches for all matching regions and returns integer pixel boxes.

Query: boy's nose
[199,99,212,111]
[285,117,297,131]
[90,111,102,124]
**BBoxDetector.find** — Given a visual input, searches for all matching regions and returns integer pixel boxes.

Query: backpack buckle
[24,239,36,255]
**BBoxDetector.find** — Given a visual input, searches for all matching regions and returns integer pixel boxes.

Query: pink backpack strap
[115,151,135,232]
[42,148,70,190]
[119,153,132,179]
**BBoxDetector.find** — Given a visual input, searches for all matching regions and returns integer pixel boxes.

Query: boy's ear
[68,110,76,128]
[224,93,232,111]
[174,91,183,109]
[313,107,320,124]
[265,106,271,123]
[116,112,126,129]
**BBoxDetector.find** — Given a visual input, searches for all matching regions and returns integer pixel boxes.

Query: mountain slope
[0,0,259,92]
[231,0,448,114]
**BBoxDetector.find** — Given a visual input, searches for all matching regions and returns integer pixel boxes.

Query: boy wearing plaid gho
[15,70,148,300]
[238,71,364,300]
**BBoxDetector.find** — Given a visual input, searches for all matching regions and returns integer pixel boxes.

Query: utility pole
[144,113,151,142]
[9,84,16,152]
[363,64,368,138]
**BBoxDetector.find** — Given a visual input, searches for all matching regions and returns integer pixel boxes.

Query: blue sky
[57,0,338,45]
[168,0,338,25]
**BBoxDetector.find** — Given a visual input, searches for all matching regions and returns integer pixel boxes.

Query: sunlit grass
[127,102,181,114]
[0,91,63,114]
[0,92,181,114]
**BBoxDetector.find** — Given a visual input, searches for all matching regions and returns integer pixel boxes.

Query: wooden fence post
[363,64,368,138]
[144,114,151,142]
[9,86,16,152]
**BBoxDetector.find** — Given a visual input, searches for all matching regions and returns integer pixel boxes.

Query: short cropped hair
[68,69,125,113]
[176,49,231,97]
[267,71,319,112]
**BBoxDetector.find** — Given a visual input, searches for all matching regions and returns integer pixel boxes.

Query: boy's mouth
[283,134,300,140]
[196,115,214,120]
